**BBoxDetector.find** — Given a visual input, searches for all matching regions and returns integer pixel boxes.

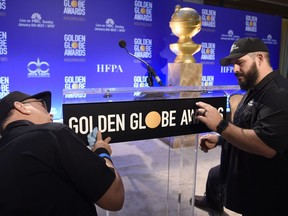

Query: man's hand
[196,101,223,131]
[199,133,219,153]
[91,131,112,155]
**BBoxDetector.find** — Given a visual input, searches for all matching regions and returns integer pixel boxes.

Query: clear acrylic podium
[62,85,240,216]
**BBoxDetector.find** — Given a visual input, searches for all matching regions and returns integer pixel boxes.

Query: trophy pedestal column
[167,62,202,86]
[161,62,203,148]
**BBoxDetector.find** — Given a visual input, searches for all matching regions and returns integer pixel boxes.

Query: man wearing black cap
[0,91,124,215]
[194,37,288,215]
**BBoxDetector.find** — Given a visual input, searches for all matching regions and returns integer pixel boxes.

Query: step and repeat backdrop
[0,0,281,119]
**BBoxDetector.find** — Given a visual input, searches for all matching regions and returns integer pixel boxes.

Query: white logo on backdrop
[18,12,55,28]
[27,58,50,77]
[94,18,126,33]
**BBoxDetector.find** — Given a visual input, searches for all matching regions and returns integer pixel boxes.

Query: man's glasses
[22,99,47,111]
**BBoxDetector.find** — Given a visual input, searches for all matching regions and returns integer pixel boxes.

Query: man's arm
[92,131,125,211]
[220,123,276,158]
[196,101,276,158]
[95,157,125,211]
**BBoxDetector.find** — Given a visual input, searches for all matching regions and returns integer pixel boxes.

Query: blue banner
[0,0,282,119]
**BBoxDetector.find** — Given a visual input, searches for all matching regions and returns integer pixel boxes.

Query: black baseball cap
[0,91,51,123]
[220,37,269,66]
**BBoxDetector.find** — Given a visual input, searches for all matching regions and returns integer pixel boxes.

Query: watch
[216,120,229,134]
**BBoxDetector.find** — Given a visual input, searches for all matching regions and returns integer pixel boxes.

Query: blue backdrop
[0,0,282,119]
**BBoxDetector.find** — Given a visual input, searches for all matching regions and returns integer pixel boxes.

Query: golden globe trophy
[162,5,203,148]
[167,5,202,87]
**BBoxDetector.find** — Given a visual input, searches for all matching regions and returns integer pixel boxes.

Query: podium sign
[63,96,226,143]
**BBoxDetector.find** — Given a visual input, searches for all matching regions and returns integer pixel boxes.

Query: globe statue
[169,5,202,63]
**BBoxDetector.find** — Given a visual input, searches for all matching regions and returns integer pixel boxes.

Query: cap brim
[220,53,247,66]
[28,91,51,112]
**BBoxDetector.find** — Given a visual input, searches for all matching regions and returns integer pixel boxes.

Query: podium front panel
[63,96,226,144]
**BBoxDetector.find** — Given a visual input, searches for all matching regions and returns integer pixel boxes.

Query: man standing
[0,91,124,216]
[195,37,288,215]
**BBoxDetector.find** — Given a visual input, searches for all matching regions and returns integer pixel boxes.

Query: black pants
[205,164,225,211]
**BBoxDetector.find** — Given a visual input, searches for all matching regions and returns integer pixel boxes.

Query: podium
[62,85,239,216]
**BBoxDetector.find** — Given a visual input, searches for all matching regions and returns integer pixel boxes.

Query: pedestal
[167,62,202,86]
[162,62,203,148]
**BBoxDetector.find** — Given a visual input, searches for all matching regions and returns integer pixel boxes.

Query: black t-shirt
[0,120,116,216]
[222,71,288,215]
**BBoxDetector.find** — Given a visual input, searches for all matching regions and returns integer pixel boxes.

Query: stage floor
[96,137,240,216]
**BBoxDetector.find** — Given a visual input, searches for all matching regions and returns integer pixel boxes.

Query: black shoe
[191,195,224,214]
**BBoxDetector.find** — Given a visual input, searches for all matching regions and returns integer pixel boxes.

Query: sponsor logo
[201,42,215,61]
[221,30,240,41]
[262,34,277,45]
[27,58,50,78]
[0,0,6,16]
[63,0,85,16]
[201,8,216,28]
[64,76,86,98]
[94,18,126,33]
[133,75,149,88]
[64,34,86,62]
[96,64,123,73]
[18,12,55,28]
[63,0,85,21]
[134,38,152,59]
[0,76,9,98]
[245,15,257,33]
[0,0,6,10]
[220,66,234,74]
[0,31,8,57]
[202,75,214,86]
[134,0,152,26]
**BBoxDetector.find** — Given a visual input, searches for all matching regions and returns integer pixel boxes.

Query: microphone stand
[127,52,156,87]
[147,66,154,87]
[119,40,164,87]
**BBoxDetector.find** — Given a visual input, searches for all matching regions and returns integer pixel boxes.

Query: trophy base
[160,62,203,148]
[167,62,202,86]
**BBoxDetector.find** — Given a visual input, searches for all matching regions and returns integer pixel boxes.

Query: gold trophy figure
[169,5,202,63]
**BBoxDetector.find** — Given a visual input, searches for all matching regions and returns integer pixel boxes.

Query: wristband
[98,153,113,162]
[216,120,229,134]
[216,135,225,146]
[94,148,113,163]
[94,147,110,156]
